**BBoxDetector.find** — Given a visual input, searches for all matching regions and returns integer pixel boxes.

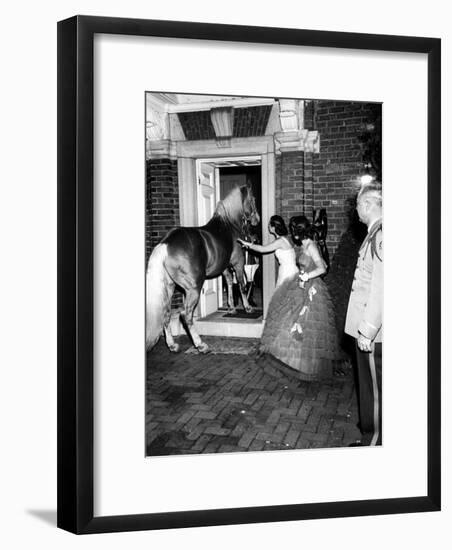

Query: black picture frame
[57,15,441,534]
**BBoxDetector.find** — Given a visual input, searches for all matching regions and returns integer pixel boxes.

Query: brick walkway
[146,336,361,456]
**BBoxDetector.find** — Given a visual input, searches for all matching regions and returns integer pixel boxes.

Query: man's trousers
[355,341,382,446]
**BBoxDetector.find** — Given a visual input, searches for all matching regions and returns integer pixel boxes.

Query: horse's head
[217,184,260,232]
[240,185,260,227]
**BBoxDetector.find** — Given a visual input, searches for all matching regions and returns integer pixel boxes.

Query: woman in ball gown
[243,215,344,381]
[238,214,299,288]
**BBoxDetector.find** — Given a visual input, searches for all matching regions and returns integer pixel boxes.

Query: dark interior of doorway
[219,165,263,313]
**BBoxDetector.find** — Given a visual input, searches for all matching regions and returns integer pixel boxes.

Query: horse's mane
[213,185,247,228]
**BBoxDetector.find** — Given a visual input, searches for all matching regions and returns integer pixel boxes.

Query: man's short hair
[358,182,382,207]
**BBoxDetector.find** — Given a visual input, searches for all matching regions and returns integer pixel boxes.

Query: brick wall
[312,101,382,256]
[274,100,381,256]
[275,150,315,227]
[275,155,282,214]
[145,158,183,309]
[178,111,215,141]
[304,100,315,130]
[234,105,272,137]
[278,151,305,222]
[303,152,314,214]
[145,158,180,260]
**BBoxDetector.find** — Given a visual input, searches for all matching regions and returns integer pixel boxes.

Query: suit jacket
[345,219,383,343]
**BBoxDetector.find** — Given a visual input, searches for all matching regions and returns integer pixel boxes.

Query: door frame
[196,155,261,313]
[195,159,220,316]
[177,136,276,318]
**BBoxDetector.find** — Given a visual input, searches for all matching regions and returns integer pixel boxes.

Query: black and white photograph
[145,92,383,456]
[1,0,448,542]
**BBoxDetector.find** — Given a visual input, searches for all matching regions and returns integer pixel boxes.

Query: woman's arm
[237,238,284,254]
[300,241,327,281]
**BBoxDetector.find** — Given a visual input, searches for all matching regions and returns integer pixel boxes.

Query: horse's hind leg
[164,325,180,352]
[162,280,180,352]
[155,276,180,353]
[165,254,208,353]
[180,286,209,353]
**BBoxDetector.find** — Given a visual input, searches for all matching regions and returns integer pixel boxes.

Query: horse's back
[162,226,232,278]
[162,227,204,253]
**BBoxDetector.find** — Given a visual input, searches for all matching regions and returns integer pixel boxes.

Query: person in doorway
[345,183,383,446]
[238,214,298,287]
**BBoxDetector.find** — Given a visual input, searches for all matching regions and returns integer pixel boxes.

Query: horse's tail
[145,243,173,351]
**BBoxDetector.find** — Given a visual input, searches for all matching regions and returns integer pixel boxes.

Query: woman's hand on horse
[238,239,251,248]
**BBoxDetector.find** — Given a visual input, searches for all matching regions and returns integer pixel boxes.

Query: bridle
[241,191,259,226]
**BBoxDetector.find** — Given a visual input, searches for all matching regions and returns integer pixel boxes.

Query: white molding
[168,113,186,141]
[151,93,178,105]
[145,139,177,160]
[177,135,275,157]
[177,156,197,227]
[274,129,320,154]
[169,312,264,338]
[168,97,276,113]
[195,318,264,338]
[265,103,282,135]
[210,106,234,147]
[273,99,320,154]
[303,129,320,154]
[210,107,234,138]
[278,99,301,132]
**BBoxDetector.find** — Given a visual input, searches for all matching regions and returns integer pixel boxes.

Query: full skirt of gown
[260,274,343,380]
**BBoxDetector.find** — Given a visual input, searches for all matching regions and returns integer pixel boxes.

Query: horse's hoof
[168,343,180,353]
[197,343,209,354]
[245,306,254,313]
[228,308,237,315]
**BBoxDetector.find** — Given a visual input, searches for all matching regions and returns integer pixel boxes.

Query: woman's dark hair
[269,214,288,236]
[289,215,317,244]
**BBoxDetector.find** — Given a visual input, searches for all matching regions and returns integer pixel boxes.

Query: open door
[196,160,220,317]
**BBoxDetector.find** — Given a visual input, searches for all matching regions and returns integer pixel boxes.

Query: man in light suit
[345,183,383,446]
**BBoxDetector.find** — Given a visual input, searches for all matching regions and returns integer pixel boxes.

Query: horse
[146,183,260,353]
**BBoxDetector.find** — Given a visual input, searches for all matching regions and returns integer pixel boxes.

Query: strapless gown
[260,250,343,380]
[274,245,299,287]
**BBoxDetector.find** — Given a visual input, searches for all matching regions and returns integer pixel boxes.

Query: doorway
[217,164,263,314]
[177,136,276,337]
[195,157,263,318]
